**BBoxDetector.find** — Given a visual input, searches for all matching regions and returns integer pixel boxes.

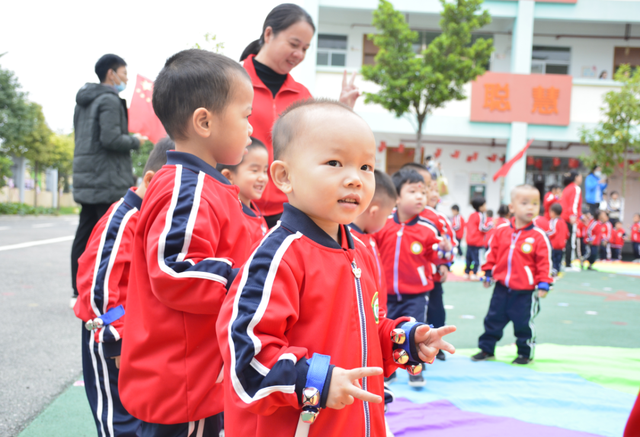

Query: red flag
[492,139,534,181]
[434,148,442,158]
[451,150,460,159]
[128,75,167,144]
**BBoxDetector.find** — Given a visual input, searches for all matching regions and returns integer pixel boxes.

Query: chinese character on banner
[451,150,460,159]
[532,86,559,115]
[378,141,387,152]
[435,148,442,158]
[487,154,497,162]
[398,143,405,153]
[483,83,511,112]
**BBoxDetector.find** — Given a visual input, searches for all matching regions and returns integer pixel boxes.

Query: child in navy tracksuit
[471,185,553,365]
[465,196,493,280]
[74,138,174,437]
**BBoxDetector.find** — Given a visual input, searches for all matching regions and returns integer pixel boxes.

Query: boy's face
[549,210,558,219]
[451,209,459,216]
[479,203,487,213]
[635,214,640,223]
[615,222,623,229]
[509,188,539,224]
[598,212,608,222]
[274,109,376,236]
[427,186,439,208]
[228,147,269,205]
[553,188,562,196]
[210,75,254,165]
[611,193,618,200]
[397,182,426,218]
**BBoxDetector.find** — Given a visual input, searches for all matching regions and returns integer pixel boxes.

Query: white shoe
[470,274,478,281]
[464,274,470,280]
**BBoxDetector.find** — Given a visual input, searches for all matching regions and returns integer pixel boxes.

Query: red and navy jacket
[242,202,268,247]
[577,219,586,239]
[543,191,559,219]
[600,221,612,244]
[74,188,141,358]
[561,183,582,222]
[632,223,640,243]
[533,215,550,232]
[466,211,493,247]
[243,55,312,217]
[547,217,569,250]
[482,218,553,291]
[375,211,442,297]
[420,207,456,282]
[584,218,602,246]
[610,228,625,248]
[217,204,410,437]
[350,223,388,317]
[119,152,253,424]
[485,217,508,248]
[451,214,465,242]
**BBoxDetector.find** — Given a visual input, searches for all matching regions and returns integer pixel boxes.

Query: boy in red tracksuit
[582,211,601,270]
[74,139,174,437]
[217,137,269,246]
[217,100,456,437]
[465,197,493,280]
[485,205,509,248]
[610,221,625,261]
[546,203,569,276]
[472,185,553,365]
[543,185,562,219]
[632,213,640,260]
[375,169,452,387]
[561,171,583,269]
[451,204,465,257]
[423,187,457,361]
[118,51,255,437]
[598,211,612,261]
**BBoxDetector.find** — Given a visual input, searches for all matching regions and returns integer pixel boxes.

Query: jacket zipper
[505,231,521,288]
[393,225,404,301]
[351,260,370,437]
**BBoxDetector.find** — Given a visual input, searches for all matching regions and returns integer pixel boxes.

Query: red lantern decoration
[466,155,473,162]
[398,143,405,153]
[526,156,534,166]
[568,158,579,169]
[434,148,442,158]
[487,154,497,162]
[451,150,460,159]
[378,141,387,153]
[552,157,561,167]
[534,158,543,170]
[500,155,506,163]
[472,152,478,161]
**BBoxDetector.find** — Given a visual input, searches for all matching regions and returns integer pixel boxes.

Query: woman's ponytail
[240,39,262,62]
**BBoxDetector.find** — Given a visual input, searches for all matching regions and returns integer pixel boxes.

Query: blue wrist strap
[538,282,549,291]
[99,305,125,326]
[397,321,422,363]
[306,353,331,396]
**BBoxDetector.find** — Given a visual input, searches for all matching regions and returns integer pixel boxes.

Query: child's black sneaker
[408,372,426,388]
[512,355,532,365]
[436,350,446,361]
[471,351,495,361]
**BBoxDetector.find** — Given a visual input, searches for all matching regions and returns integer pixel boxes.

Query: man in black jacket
[70,54,146,304]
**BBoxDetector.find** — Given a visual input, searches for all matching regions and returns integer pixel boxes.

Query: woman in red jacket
[240,4,360,227]
[560,170,583,270]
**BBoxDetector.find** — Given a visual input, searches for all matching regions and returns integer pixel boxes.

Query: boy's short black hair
[95,54,126,82]
[153,50,250,141]
[216,137,267,173]
[498,204,509,218]
[471,196,486,211]
[451,204,460,212]
[391,169,424,195]
[143,137,175,174]
[610,190,619,196]
[582,205,591,215]
[550,203,563,216]
[549,184,559,191]
[400,162,428,173]
[486,210,494,218]
[272,98,355,160]
[372,169,397,204]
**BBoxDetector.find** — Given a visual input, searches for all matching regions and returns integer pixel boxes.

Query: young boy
[217,137,269,245]
[610,221,626,261]
[465,197,493,280]
[118,50,255,436]
[485,205,509,248]
[349,169,398,320]
[376,169,452,386]
[632,213,640,261]
[74,138,174,437]
[582,211,601,270]
[451,204,465,257]
[543,185,562,219]
[599,210,612,261]
[546,203,569,276]
[472,185,553,365]
[216,100,456,437]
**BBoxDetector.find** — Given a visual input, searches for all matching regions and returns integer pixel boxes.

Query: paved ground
[1,215,639,436]
[0,215,81,437]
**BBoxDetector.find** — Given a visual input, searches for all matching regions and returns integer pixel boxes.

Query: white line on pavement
[0,235,74,252]
[32,223,55,228]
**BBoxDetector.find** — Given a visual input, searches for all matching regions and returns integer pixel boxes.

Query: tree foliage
[131,139,154,179]
[192,33,225,53]
[580,64,640,197]
[361,0,493,161]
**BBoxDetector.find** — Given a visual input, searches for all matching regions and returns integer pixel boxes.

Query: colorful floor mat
[385,346,638,437]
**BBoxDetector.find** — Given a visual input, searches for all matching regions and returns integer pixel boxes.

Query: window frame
[317,34,348,67]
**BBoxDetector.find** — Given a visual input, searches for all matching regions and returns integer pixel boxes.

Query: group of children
[71,48,637,437]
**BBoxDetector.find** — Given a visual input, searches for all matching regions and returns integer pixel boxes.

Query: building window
[531,46,570,75]
[317,34,347,67]
[614,47,640,73]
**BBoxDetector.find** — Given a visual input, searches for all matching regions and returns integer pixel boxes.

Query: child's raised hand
[414,325,456,363]
[326,367,383,410]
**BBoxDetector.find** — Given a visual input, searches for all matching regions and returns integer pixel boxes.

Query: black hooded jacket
[72,83,140,205]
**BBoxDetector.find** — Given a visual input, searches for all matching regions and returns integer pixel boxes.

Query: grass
[0,203,78,216]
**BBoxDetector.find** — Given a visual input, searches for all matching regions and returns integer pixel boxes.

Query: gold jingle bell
[390,329,406,344]
[392,349,409,365]
[301,408,319,424]
[407,364,423,375]
[84,320,95,331]
[302,387,320,407]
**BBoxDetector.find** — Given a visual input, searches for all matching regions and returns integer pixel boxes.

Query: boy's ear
[192,107,213,138]
[220,168,233,183]
[270,160,292,194]
[368,203,380,217]
[508,203,515,215]
[143,170,155,189]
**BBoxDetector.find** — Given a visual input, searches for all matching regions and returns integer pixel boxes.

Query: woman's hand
[339,71,361,109]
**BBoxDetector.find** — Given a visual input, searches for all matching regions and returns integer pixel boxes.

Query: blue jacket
[584,173,607,204]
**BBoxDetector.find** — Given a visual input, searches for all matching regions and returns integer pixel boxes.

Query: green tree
[192,33,225,53]
[131,139,154,180]
[19,103,53,207]
[361,0,493,162]
[580,64,640,197]
[48,132,75,193]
